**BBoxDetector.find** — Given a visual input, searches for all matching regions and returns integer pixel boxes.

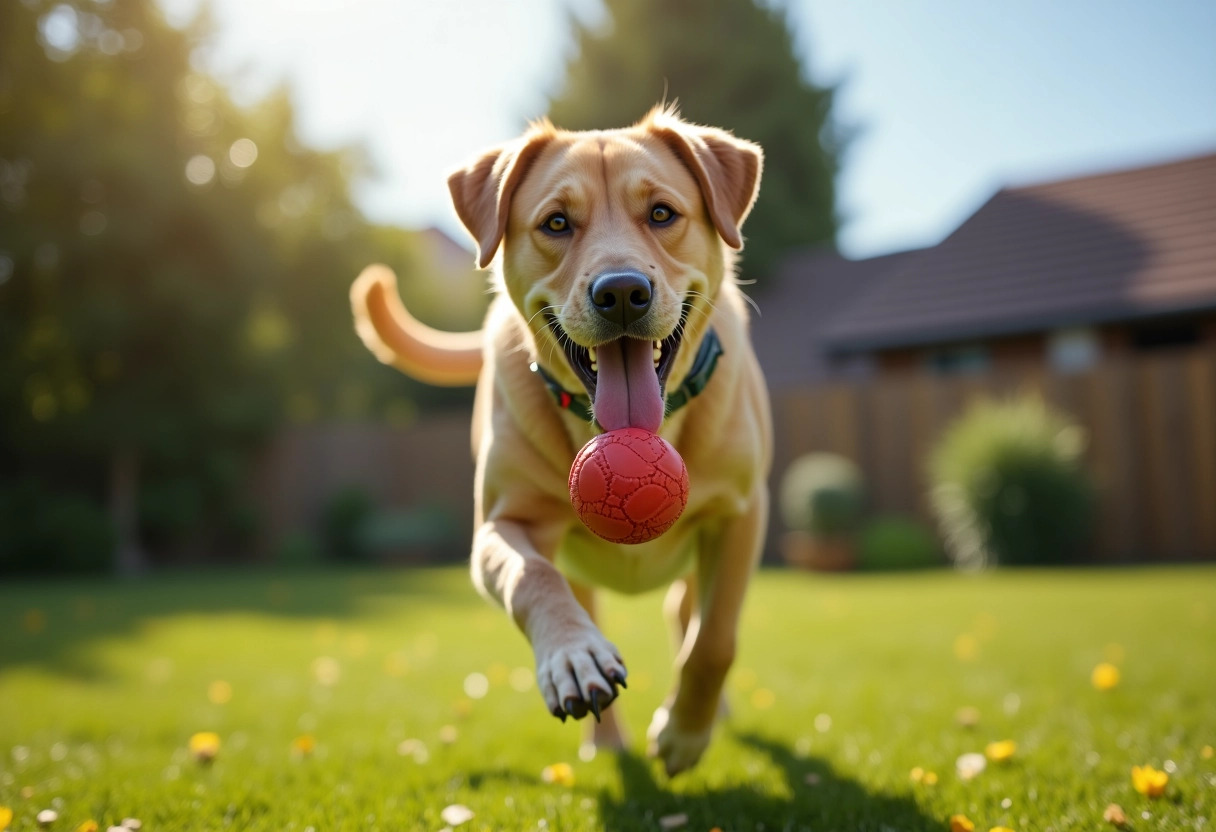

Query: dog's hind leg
[662,577,694,653]
[570,582,628,751]
[663,578,730,721]
[649,495,767,775]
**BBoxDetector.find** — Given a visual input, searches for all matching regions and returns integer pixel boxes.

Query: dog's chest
[555,523,698,595]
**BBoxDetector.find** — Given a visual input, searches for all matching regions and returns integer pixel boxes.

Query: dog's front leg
[472,518,627,722]
[647,492,768,775]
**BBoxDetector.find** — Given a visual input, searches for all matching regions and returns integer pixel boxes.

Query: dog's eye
[542,213,570,234]
[650,204,676,226]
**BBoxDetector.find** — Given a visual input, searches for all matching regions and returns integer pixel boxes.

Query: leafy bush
[858,516,942,571]
[0,481,115,574]
[929,396,1095,568]
[275,530,324,567]
[323,487,376,562]
[139,478,205,552]
[358,506,461,562]
[778,453,864,537]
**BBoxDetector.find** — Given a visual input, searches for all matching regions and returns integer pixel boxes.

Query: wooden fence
[252,348,1215,564]
[252,418,476,562]
[770,347,1216,562]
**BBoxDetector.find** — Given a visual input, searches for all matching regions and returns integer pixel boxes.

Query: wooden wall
[771,347,1216,561]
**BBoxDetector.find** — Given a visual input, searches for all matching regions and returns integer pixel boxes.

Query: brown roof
[751,247,922,387]
[821,152,1216,352]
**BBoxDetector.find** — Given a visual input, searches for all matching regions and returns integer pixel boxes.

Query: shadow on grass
[0,566,476,678]
[597,733,937,832]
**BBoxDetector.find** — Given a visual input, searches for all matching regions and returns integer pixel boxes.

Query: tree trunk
[110,447,147,575]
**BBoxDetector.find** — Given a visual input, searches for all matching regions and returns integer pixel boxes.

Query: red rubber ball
[568,427,689,544]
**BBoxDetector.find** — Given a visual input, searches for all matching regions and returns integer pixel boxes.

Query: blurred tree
[547,0,847,284]
[0,0,475,572]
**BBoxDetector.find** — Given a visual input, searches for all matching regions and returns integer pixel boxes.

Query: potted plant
[778,453,865,571]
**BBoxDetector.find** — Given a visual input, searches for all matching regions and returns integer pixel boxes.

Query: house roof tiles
[820,152,1216,352]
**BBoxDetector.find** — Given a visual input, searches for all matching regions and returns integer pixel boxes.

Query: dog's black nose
[589,271,652,328]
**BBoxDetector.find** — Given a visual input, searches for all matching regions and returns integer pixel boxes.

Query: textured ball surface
[569,428,689,544]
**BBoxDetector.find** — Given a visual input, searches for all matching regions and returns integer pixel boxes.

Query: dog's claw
[564,696,588,720]
[611,670,627,689]
[552,706,567,723]
[589,689,602,723]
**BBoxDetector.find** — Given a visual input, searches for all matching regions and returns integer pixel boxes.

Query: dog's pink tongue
[593,338,663,433]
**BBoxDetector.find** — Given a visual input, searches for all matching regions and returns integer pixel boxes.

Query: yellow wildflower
[1092,662,1120,691]
[989,828,1015,832]
[189,731,221,762]
[207,680,232,705]
[953,634,979,661]
[291,734,316,756]
[985,740,1017,762]
[541,762,575,786]
[750,688,776,709]
[950,814,975,832]
[1202,745,1213,760]
[76,822,99,832]
[910,766,925,783]
[0,806,11,831]
[1131,764,1168,798]
[383,651,410,677]
[923,771,939,785]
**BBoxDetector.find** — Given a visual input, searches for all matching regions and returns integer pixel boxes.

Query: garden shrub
[323,486,376,562]
[139,477,205,552]
[857,516,942,571]
[275,529,324,567]
[929,395,1095,568]
[0,481,115,574]
[358,505,461,561]
[778,453,864,537]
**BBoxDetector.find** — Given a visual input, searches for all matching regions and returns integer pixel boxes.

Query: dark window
[924,345,990,376]
[1130,320,1200,351]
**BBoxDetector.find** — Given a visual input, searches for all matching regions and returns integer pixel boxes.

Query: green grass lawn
[1,566,1213,831]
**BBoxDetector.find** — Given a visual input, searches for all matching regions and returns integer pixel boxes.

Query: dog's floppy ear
[448,124,556,269]
[645,108,763,250]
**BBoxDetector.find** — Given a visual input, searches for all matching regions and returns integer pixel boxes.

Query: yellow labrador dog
[351,106,770,776]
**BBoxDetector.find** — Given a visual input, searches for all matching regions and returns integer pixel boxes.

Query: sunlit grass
[1,566,1213,830]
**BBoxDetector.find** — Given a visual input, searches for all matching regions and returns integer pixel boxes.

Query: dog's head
[449,106,762,433]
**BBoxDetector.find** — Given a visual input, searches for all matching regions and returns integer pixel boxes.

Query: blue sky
[184,0,1216,259]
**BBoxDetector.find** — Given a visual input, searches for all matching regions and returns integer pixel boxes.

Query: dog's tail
[350,264,484,387]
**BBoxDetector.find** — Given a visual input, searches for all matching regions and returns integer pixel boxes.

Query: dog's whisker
[527,304,565,328]
[717,286,760,318]
[684,294,720,319]
[535,317,574,371]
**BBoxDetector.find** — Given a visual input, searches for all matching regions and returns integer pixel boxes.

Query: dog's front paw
[646,705,712,776]
[534,628,627,723]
